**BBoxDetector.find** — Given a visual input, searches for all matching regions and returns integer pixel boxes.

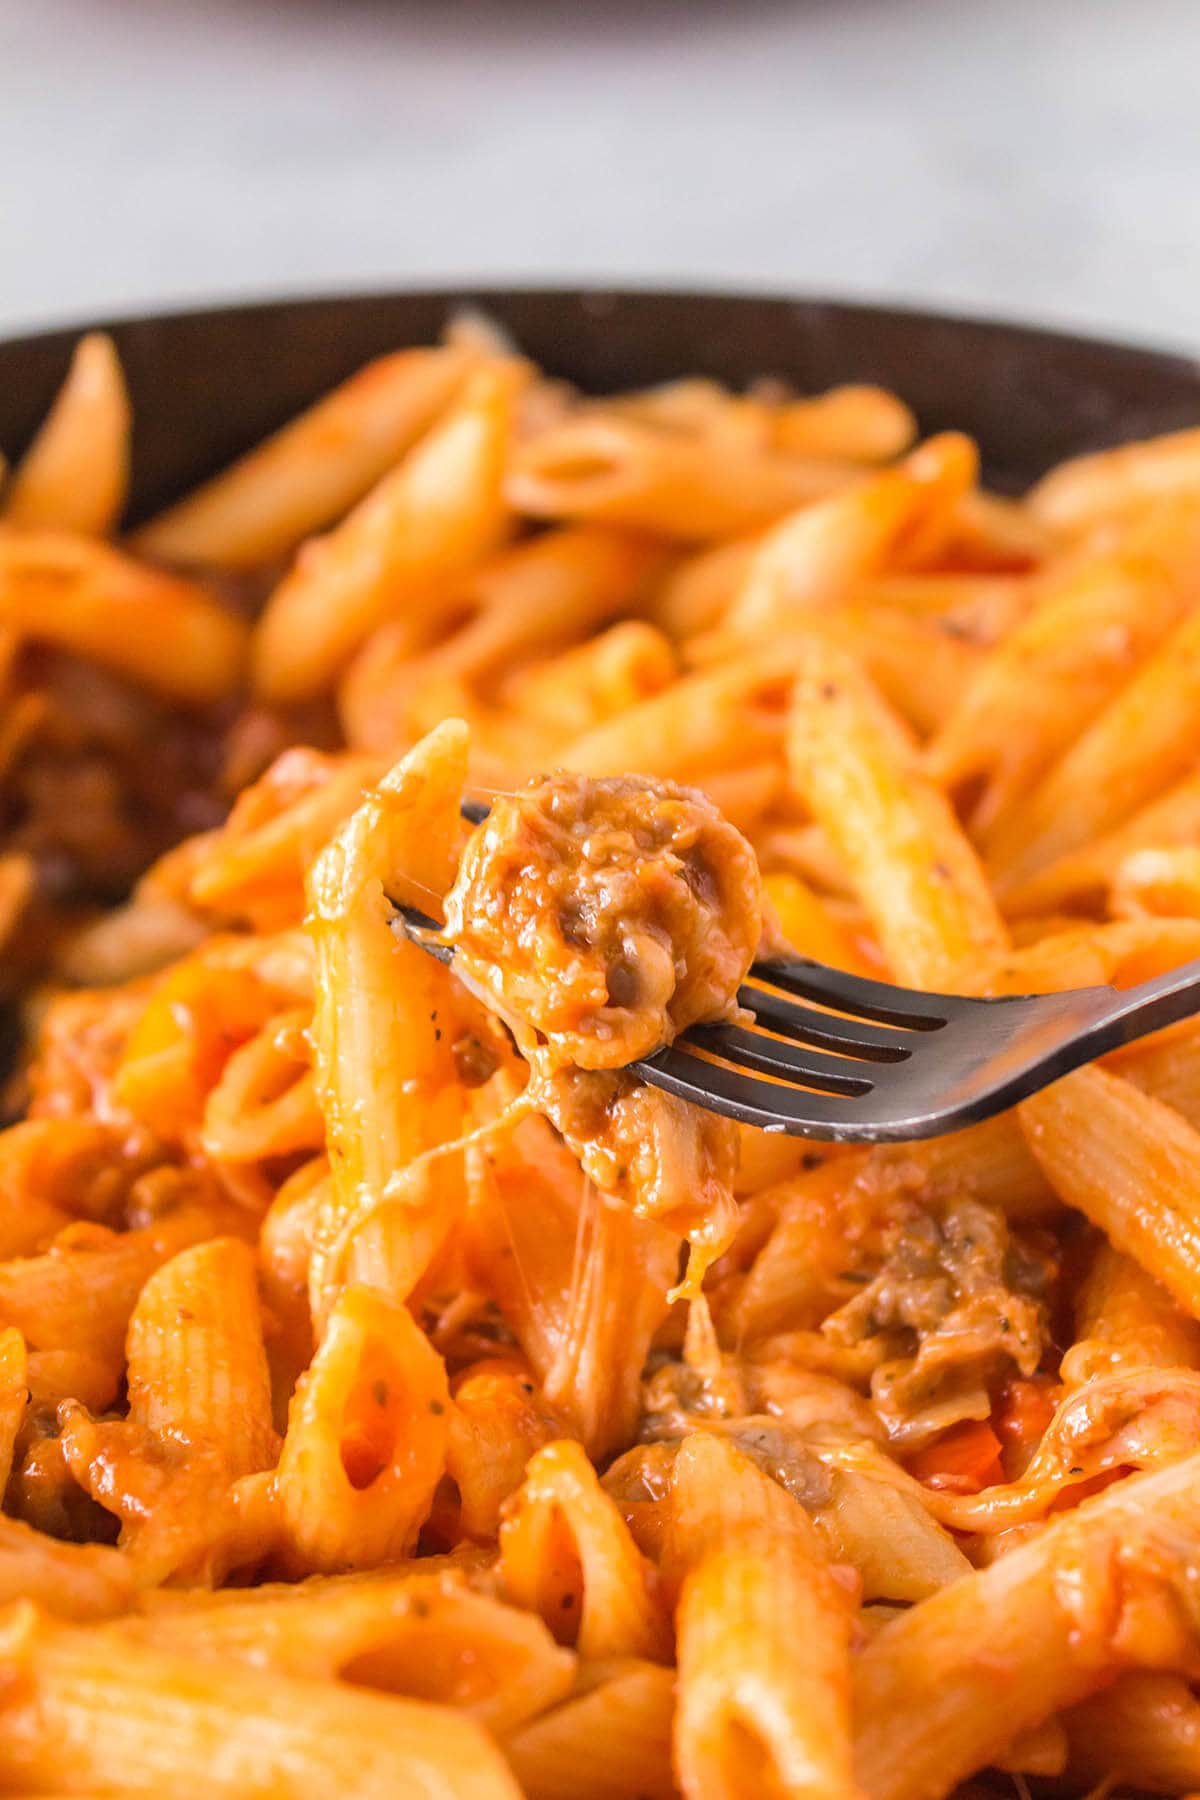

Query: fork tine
[750,956,952,1028]
[687,1023,876,1092]
[739,985,916,1060]
[391,902,456,965]
[636,1044,859,1131]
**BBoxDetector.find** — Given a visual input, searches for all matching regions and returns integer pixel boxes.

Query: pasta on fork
[1,319,1200,1797]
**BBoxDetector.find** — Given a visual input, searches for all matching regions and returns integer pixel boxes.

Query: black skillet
[2,288,1199,512]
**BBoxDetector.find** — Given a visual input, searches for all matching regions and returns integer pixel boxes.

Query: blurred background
[2,0,1198,350]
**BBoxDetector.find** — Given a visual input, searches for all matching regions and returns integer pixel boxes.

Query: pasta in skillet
[1,321,1200,1798]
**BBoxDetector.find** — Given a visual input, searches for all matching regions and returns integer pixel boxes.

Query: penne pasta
[848,571,1035,642]
[274,1282,450,1574]
[853,1453,1200,1800]
[1020,1065,1200,1318]
[1030,427,1200,531]
[669,1432,860,1800]
[0,1521,134,1621]
[493,619,678,742]
[561,651,792,780]
[806,1466,970,1603]
[762,870,877,975]
[1111,843,1200,920]
[786,641,1007,987]
[126,1237,279,1480]
[0,1186,250,1376]
[2,333,130,536]
[1109,1016,1200,1130]
[648,534,761,638]
[6,319,1200,1799]
[305,724,470,1320]
[722,466,933,634]
[926,547,1186,839]
[506,1659,677,1800]
[1062,1237,1200,1386]
[987,604,1200,893]
[0,1601,522,1797]
[120,1570,576,1738]
[253,363,519,703]
[339,525,665,752]
[771,385,917,463]
[186,748,388,932]
[0,526,248,703]
[1003,766,1200,917]
[134,345,474,567]
[1062,1670,1200,1793]
[508,413,862,539]
[499,1440,670,1662]
[0,1327,27,1495]
[446,1356,566,1540]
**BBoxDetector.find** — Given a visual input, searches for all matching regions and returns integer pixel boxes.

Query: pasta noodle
[1,333,130,536]
[1,318,1200,1797]
[133,345,475,566]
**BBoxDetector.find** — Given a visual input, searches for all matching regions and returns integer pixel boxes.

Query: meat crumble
[535,1063,739,1293]
[442,771,762,1070]
[822,1197,1056,1447]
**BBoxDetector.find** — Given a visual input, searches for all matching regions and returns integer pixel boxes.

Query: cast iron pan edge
[1,288,1199,519]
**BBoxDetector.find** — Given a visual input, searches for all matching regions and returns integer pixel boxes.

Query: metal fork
[394,804,1200,1142]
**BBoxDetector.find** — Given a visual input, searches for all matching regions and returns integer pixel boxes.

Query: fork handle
[1097,955,1200,1049]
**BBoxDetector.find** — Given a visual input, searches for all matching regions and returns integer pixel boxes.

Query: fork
[394,806,1200,1142]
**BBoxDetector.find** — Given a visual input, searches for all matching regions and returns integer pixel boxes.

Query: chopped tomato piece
[994,1376,1060,1451]
[906,1419,1004,1493]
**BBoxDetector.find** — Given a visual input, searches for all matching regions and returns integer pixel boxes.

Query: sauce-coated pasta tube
[500,1440,670,1663]
[2,334,130,536]
[253,364,518,703]
[1062,1670,1200,1793]
[340,525,665,751]
[126,1237,279,1480]
[274,1283,450,1573]
[305,724,470,1319]
[0,1520,133,1621]
[122,1571,576,1738]
[988,604,1200,893]
[787,643,1007,988]
[1004,767,1200,917]
[0,1601,522,1798]
[926,548,1185,838]
[0,1190,250,1382]
[134,345,474,567]
[1029,426,1200,531]
[670,1433,861,1800]
[1063,1237,1200,1386]
[0,1329,25,1496]
[507,413,860,540]
[506,1659,677,1800]
[853,1453,1200,1800]
[0,527,248,703]
[1021,1065,1200,1318]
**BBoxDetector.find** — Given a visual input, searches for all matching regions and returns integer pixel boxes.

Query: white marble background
[1,0,1198,352]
